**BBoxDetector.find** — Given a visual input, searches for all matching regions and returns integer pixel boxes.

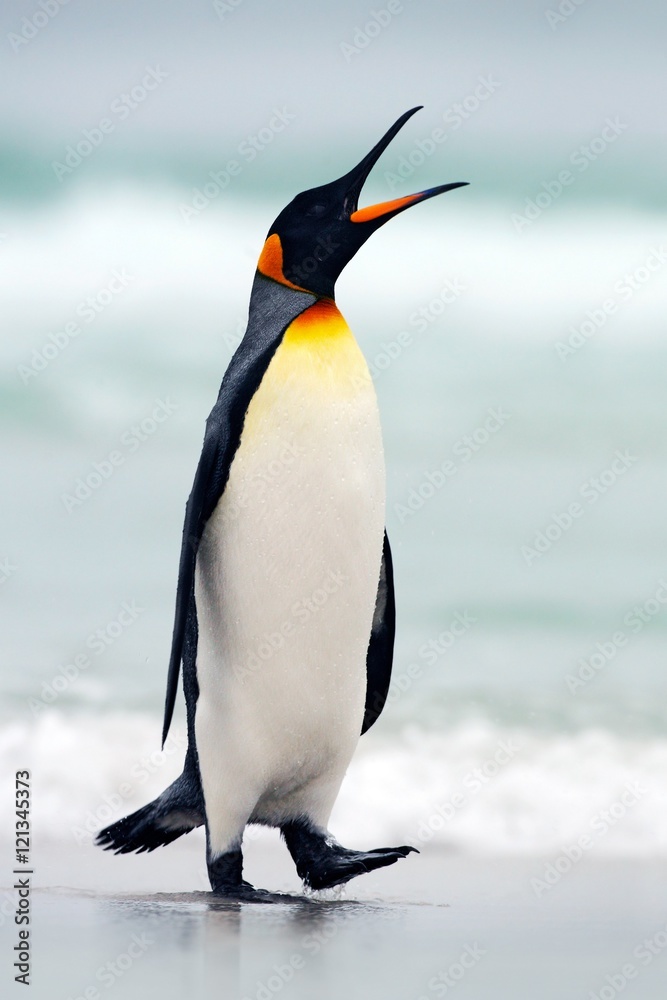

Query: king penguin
[97,106,467,900]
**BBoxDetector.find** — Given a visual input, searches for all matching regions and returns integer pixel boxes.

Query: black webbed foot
[207,845,309,903]
[281,821,418,890]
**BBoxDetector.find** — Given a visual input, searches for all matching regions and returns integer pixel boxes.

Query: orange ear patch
[257,234,309,292]
[349,193,421,223]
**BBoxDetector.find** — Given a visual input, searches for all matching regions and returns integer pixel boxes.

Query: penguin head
[257,107,468,299]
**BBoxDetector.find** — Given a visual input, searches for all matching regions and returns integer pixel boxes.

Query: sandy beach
[3,833,666,1000]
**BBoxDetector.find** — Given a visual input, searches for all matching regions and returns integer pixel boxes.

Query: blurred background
[1,0,666,860]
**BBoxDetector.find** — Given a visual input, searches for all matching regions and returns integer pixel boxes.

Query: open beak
[338,106,468,227]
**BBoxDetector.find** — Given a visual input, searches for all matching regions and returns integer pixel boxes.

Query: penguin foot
[210,882,304,905]
[282,821,418,890]
[206,847,306,904]
[301,844,417,891]
[207,846,245,895]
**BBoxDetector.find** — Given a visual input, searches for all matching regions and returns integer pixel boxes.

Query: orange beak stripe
[349,193,422,224]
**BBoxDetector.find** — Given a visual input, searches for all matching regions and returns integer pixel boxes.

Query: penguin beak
[339,106,468,227]
[349,184,468,224]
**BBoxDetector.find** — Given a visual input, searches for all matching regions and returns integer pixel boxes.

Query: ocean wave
[2,711,666,858]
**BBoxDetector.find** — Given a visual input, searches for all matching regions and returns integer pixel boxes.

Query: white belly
[194,304,385,852]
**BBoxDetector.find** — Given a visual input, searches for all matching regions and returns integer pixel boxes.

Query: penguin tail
[95,766,204,855]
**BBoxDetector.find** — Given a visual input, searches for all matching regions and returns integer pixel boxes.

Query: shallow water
[11,852,667,1000]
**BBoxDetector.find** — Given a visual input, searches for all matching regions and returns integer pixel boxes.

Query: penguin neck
[241,272,318,357]
[247,270,317,318]
[246,272,348,355]
[255,233,338,301]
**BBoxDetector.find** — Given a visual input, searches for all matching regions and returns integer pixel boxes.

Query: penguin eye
[306,203,327,218]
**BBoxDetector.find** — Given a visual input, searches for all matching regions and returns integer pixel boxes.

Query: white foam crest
[1,711,188,846]
[2,711,666,858]
[335,721,667,857]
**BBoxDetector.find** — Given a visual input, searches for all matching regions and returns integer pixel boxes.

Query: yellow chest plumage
[194,293,386,848]
[240,298,371,441]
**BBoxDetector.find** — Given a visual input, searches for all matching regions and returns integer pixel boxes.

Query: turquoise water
[1,149,666,853]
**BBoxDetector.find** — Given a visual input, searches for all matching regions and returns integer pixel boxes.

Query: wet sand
[4,833,667,999]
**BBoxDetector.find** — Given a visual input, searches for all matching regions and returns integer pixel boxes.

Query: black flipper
[95,750,205,854]
[161,276,317,746]
[161,431,226,747]
[361,530,396,734]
